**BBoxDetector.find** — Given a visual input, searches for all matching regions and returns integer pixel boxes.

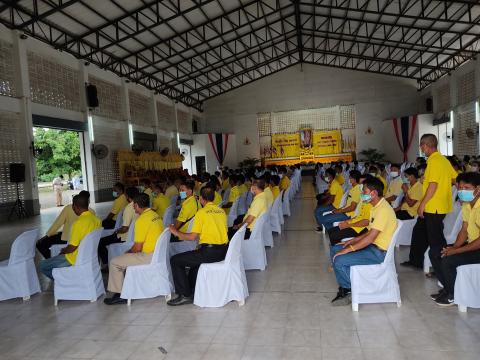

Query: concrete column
[151,91,161,150]
[121,79,132,149]
[173,100,180,152]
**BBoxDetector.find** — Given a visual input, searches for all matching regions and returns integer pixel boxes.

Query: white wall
[203,63,419,166]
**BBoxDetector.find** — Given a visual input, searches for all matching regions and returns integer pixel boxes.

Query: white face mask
[471,166,478,172]
[390,171,399,178]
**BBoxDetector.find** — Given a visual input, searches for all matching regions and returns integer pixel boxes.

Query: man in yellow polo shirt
[104,193,164,305]
[385,164,403,204]
[102,182,128,229]
[430,172,480,306]
[39,195,101,279]
[404,134,457,269]
[395,167,422,220]
[151,182,170,219]
[167,186,229,306]
[270,175,281,199]
[231,178,268,239]
[222,175,239,215]
[171,180,200,242]
[330,177,397,306]
[315,168,344,233]
[279,167,290,191]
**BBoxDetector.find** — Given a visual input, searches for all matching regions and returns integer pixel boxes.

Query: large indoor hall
[0,1,480,359]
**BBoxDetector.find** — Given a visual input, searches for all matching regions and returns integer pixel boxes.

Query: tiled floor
[0,181,479,360]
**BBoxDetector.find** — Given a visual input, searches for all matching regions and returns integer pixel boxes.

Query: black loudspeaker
[86,84,99,108]
[426,97,433,112]
[10,163,25,183]
[192,119,198,133]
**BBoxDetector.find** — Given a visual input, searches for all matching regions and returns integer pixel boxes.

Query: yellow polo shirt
[177,195,200,232]
[368,198,397,251]
[213,191,222,206]
[165,185,178,199]
[280,176,290,191]
[345,184,361,217]
[264,187,274,207]
[65,211,101,265]
[462,200,480,243]
[119,202,137,241]
[401,181,423,217]
[144,188,153,203]
[222,178,230,191]
[152,193,170,219]
[46,205,96,241]
[377,176,387,192]
[191,202,228,245]
[271,185,280,199]
[335,174,345,186]
[385,177,403,201]
[423,151,457,214]
[329,179,344,209]
[134,208,164,253]
[350,203,372,234]
[244,192,268,230]
[239,184,248,194]
[111,193,128,220]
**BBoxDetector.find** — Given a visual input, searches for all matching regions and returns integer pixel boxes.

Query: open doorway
[33,127,85,209]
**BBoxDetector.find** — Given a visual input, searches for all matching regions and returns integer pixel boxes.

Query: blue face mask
[458,190,475,202]
[360,193,372,203]
[112,191,118,198]
[179,191,187,200]
[402,177,409,184]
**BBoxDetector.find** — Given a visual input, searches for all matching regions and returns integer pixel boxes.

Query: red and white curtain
[392,115,417,161]
[208,133,229,165]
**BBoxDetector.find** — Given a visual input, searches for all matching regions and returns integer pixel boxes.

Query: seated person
[270,175,281,199]
[151,182,170,219]
[317,170,362,231]
[237,174,248,195]
[222,175,239,215]
[104,193,164,305]
[171,180,200,241]
[263,175,274,207]
[279,166,290,191]
[36,190,94,259]
[330,177,397,306]
[208,176,223,206]
[98,187,139,266]
[334,164,345,186]
[395,167,422,220]
[141,178,153,202]
[385,164,403,204]
[430,172,480,307]
[221,172,230,195]
[229,179,268,239]
[102,182,128,229]
[39,195,101,279]
[165,178,181,201]
[167,186,229,306]
[315,168,344,232]
[376,164,388,190]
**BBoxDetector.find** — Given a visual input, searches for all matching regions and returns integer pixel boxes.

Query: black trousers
[396,210,414,220]
[409,212,446,269]
[437,249,480,295]
[98,233,122,264]
[327,227,367,245]
[102,218,116,229]
[170,245,228,297]
[36,233,66,259]
[228,214,246,239]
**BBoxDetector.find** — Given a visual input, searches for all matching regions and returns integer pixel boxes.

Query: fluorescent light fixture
[177,132,180,147]
[128,123,134,146]
[87,115,94,143]
[476,100,479,124]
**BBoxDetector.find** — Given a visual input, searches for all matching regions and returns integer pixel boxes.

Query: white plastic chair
[107,220,135,264]
[455,264,480,312]
[282,187,291,217]
[169,218,197,257]
[102,210,124,238]
[121,229,173,305]
[241,213,268,271]
[227,197,240,228]
[270,194,283,234]
[163,205,175,227]
[0,229,40,301]
[53,228,105,306]
[263,206,274,248]
[350,222,403,311]
[194,225,248,308]
[395,218,417,247]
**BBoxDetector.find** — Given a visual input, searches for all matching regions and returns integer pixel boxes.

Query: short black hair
[271,175,280,186]
[252,178,265,190]
[114,182,125,192]
[182,179,195,191]
[349,170,361,183]
[133,193,150,208]
[368,166,378,173]
[420,133,438,148]
[72,194,88,210]
[390,163,401,170]
[459,172,480,187]
[404,167,418,179]
[325,168,336,178]
[200,186,215,202]
[237,174,245,184]
[77,190,90,200]
[363,177,384,197]
[125,186,139,200]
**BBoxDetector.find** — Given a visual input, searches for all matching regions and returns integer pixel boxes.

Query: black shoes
[315,226,324,234]
[331,287,351,306]
[430,288,446,301]
[167,295,193,306]
[400,261,422,269]
[104,293,127,305]
[434,293,454,307]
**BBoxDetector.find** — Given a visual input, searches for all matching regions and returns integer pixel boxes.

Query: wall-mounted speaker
[426,97,433,113]
[86,84,99,108]
[9,163,25,183]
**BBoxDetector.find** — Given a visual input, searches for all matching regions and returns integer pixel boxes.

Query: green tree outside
[34,128,81,182]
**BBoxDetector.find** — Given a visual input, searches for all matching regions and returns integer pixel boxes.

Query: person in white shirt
[52,175,64,207]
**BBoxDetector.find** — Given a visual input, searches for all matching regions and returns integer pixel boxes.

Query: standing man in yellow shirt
[330,177,397,306]
[104,193,164,305]
[167,187,229,306]
[314,168,344,233]
[395,167,422,220]
[39,195,101,279]
[36,190,94,258]
[98,187,139,266]
[403,134,457,269]
[102,182,128,229]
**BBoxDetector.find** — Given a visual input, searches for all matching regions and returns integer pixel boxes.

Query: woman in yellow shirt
[395,167,422,220]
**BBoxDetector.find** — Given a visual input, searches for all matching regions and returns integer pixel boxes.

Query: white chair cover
[194,225,248,308]
[263,206,274,248]
[221,188,231,206]
[279,190,285,225]
[53,228,105,305]
[282,187,291,217]
[101,210,124,238]
[241,213,268,271]
[228,197,240,228]
[169,218,197,257]
[107,220,135,264]
[246,191,254,208]
[50,243,65,258]
[350,222,403,311]
[391,192,404,209]
[121,229,173,304]
[270,194,283,234]
[163,205,175,227]
[0,229,40,301]
[339,191,349,208]
[237,192,248,216]
[395,218,417,247]
[170,194,178,206]
[454,264,480,312]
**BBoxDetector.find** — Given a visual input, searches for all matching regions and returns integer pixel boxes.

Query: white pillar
[12,30,39,215]
[173,100,180,152]
[151,91,160,150]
